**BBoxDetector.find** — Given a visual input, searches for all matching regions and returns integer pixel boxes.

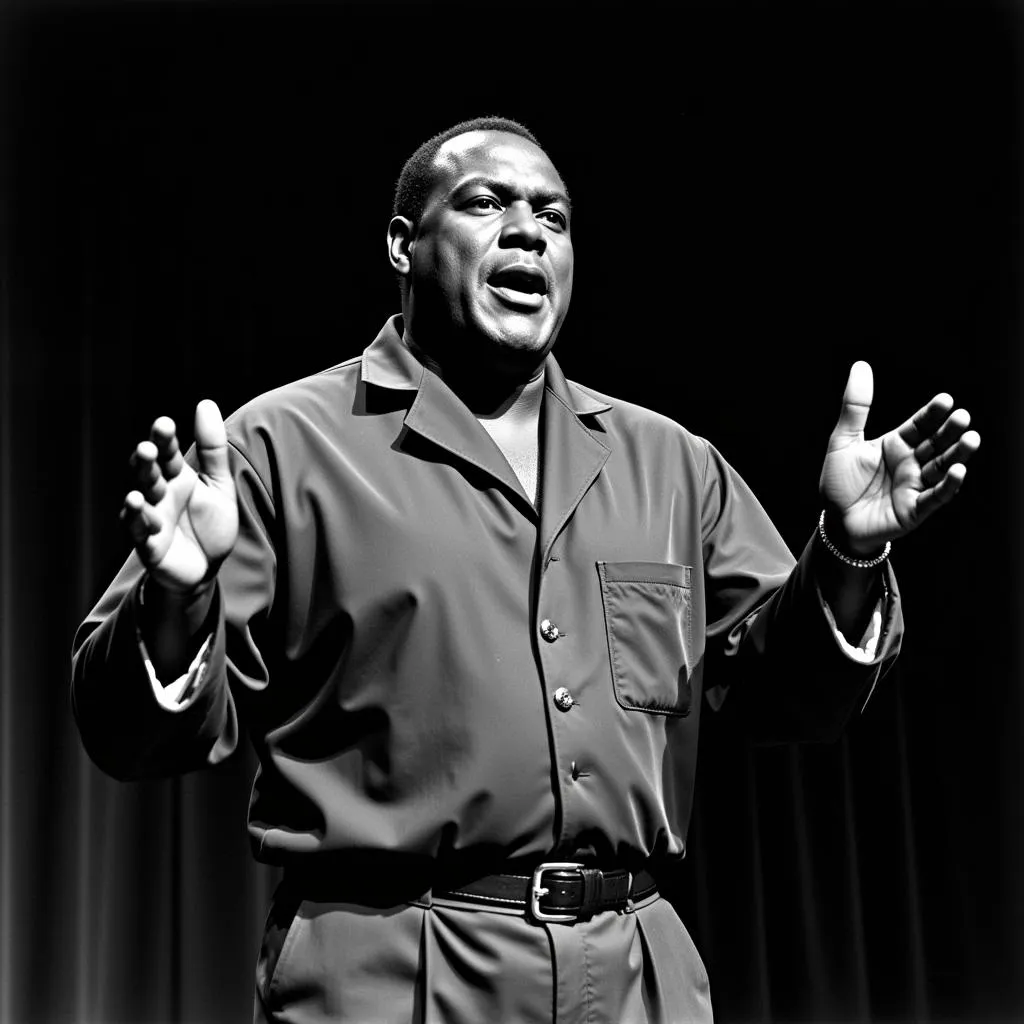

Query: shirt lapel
[363,318,535,513]
[403,369,536,513]
[361,318,612,530]
[537,356,612,566]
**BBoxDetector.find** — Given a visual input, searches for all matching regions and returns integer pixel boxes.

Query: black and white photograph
[0,1,1021,1021]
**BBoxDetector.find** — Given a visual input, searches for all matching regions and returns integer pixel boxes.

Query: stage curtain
[1,3,1021,1022]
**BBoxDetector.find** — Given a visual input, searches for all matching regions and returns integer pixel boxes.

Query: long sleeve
[699,441,902,743]
[67,324,910,867]
[70,442,277,780]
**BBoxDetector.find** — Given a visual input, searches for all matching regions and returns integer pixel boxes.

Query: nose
[498,201,546,254]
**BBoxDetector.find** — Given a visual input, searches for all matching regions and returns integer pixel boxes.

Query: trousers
[254,886,713,1024]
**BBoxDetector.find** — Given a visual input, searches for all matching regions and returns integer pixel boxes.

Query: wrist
[138,575,217,682]
[818,510,891,568]
[141,574,216,632]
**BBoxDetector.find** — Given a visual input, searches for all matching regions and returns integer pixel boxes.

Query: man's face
[398,130,574,372]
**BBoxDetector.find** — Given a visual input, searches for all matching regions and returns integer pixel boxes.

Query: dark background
[1,1,1022,1021]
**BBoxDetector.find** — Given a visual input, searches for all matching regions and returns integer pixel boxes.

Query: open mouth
[487,266,548,311]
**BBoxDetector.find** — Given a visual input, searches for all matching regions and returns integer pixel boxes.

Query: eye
[538,209,568,231]
[466,196,503,213]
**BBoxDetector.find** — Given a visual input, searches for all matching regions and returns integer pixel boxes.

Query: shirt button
[553,687,575,712]
[540,619,561,642]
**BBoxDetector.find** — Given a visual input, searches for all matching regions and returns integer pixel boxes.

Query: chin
[466,327,551,378]
[482,312,558,353]
[493,328,549,352]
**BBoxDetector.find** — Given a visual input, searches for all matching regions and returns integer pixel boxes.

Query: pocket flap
[598,561,691,589]
[597,560,694,716]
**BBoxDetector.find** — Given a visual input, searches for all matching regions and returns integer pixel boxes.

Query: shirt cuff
[138,633,214,712]
[818,560,891,663]
[829,602,883,664]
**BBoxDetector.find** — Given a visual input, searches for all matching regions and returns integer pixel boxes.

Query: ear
[388,216,415,277]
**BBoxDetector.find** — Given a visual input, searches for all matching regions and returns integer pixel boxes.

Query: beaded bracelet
[817,510,891,569]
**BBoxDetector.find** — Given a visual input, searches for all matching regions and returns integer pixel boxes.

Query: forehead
[430,130,567,196]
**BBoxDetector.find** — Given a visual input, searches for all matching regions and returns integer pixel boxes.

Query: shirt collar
[360,315,423,391]
[361,315,612,417]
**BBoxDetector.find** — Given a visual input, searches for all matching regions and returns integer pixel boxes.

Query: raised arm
[71,400,276,781]
[703,363,980,743]
[121,401,239,679]
[817,361,980,638]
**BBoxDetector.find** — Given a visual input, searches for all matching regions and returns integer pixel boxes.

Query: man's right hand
[121,400,239,595]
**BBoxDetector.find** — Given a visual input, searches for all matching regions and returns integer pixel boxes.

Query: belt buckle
[530,861,584,923]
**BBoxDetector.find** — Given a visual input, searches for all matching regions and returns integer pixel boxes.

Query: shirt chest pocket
[597,561,694,716]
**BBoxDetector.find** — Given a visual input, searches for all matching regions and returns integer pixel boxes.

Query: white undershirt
[474,372,545,505]
[477,417,540,504]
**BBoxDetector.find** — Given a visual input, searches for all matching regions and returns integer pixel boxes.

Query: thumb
[833,360,873,438]
[193,399,232,483]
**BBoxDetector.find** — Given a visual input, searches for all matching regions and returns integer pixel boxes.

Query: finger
[833,360,873,437]
[129,441,168,504]
[896,392,954,448]
[120,490,161,547]
[914,407,972,465]
[150,416,185,480]
[914,462,968,522]
[920,429,981,487]
[194,399,231,484]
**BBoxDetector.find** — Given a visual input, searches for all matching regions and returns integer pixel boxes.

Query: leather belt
[433,862,659,923]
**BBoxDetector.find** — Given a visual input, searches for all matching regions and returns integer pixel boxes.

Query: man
[71,117,980,1023]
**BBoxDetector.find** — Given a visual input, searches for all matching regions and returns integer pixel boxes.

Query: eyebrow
[451,176,573,212]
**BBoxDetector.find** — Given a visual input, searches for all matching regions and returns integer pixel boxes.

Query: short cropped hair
[392,116,544,229]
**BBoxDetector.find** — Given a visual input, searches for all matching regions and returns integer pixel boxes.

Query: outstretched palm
[122,400,239,593]
[819,362,980,553]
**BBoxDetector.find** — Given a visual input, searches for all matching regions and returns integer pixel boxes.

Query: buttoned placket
[365,321,614,856]
[405,362,613,852]
[532,383,611,851]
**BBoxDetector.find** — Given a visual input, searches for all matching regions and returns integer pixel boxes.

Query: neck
[402,329,548,417]
[476,371,546,424]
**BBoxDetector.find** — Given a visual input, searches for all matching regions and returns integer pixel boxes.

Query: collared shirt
[71,317,902,877]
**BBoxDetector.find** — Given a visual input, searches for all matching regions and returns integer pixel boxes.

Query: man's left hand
[818,361,981,555]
